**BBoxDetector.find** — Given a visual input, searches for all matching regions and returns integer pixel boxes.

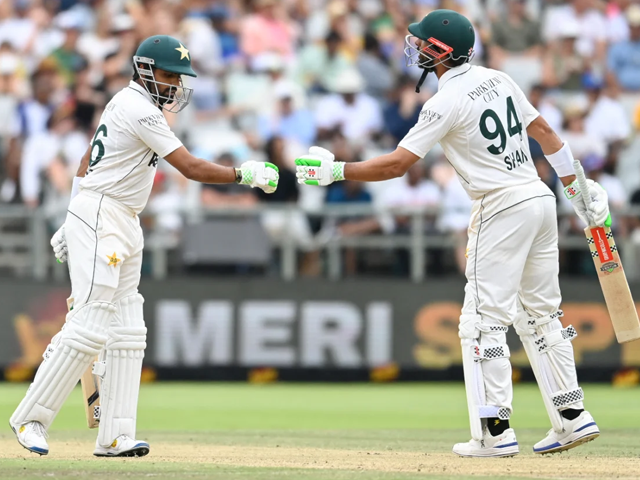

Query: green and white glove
[236,161,279,194]
[295,146,345,186]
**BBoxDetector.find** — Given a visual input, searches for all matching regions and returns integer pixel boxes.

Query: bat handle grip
[573,159,613,228]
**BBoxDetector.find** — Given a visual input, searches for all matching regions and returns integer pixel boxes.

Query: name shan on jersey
[504,148,529,171]
[467,76,503,103]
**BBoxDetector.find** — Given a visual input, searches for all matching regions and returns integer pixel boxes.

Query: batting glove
[564,179,611,227]
[237,161,279,194]
[50,224,68,263]
[295,146,345,186]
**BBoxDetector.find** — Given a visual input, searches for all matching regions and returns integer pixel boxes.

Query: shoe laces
[28,422,49,439]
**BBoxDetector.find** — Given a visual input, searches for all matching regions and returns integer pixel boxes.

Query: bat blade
[80,358,101,429]
[585,225,640,343]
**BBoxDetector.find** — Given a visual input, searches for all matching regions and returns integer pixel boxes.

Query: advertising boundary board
[2,278,640,383]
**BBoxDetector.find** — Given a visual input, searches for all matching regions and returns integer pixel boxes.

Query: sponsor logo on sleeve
[419,109,443,123]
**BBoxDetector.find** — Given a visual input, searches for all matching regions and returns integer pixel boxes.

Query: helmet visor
[134,60,193,113]
[404,35,473,70]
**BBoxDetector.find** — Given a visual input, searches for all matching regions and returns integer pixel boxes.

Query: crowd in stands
[1,0,640,276]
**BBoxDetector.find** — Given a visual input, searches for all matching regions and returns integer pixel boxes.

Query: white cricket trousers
[66,189,144,308]
[462,180,569,413]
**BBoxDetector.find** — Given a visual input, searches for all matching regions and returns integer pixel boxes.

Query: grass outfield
[0,382,639,479]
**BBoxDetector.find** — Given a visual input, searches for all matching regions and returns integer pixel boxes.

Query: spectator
[541,19,586,90]
[357,32,395,100]
[240,0,297,64]
[256,136,314,260]
[314,68,383,145]
[562,102,607,160]
[543,0,607,61]
[528,84,563,133]
[607,4,640,91]
[297,29,353,91]
[209,6,241,63]
[490,0,542,69]
[257,83,316,148]
[19,104,85,209]
[49,10,87,88]
[201,153,257,208]
[585,83,631,145]
[383,75,425,144]
[383,162,441,232]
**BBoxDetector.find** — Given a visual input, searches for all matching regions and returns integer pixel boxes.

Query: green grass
[1,382,639,479]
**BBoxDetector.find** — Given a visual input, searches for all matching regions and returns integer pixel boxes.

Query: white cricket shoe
[533,411,599,454]
[10,421,49,456]
[93,435,150,457]
[453,428,519,457]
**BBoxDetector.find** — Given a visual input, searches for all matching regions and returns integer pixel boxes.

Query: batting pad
[98,294,147,447]
[460,313,512,441]
[11,302,115,429]
[515,309,583,433]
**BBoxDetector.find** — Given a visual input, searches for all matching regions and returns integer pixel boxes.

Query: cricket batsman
[295,10,607,457]
[10,35,279,457]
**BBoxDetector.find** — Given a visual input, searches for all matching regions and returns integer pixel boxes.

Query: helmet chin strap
[415,67,431,93]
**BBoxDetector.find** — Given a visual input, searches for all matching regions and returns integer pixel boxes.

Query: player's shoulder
[111,84,158,115]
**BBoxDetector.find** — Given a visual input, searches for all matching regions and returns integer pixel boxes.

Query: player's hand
[295,146,345,186]
[238,161,279,194]
[564,179,611,227]
[51,224,67,263]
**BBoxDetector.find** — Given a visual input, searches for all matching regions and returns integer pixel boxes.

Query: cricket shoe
[534,411,599,454]
[93,435,150,457]
[10,421,49,456]
[453,428,519,457]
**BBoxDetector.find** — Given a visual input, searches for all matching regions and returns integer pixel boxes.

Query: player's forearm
[187,161,236,184]
[344,148,418,182]
[527,116,576,185]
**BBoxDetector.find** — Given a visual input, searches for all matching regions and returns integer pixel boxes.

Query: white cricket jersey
[399,64,541,202]
[79,81,183,213]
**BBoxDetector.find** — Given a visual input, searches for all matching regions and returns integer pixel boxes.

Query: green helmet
[133,35,197,113]
[405,10,475,71]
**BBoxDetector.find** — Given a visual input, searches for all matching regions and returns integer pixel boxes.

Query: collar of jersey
[438,64,472,91]
[128,80,154,104]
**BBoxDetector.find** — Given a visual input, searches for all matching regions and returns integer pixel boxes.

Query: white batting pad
[460,313,512,441]
[11,302,115,429]
[98,294,147,447]
[515,309,584,432]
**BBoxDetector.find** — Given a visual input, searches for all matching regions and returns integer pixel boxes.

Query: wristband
[333,162,346,182]
[234,168,243,184]
[70,176,82,201]
[545,142,575,178]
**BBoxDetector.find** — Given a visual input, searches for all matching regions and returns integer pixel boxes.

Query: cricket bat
[80,359,101,429]
[574,160,640,343]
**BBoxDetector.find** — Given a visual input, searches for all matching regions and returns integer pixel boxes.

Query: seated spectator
[256,136,313,253]
[49,10,87,88]
[20,105,85,211]
[585,83,631,145]
[257,84,316,149]
[357,33,394,101]
[297,29,353,92]
[315,68,383,145]
[528,84,563,133]
[383,162,441,233]
[490,0,542,69]
[240,0,296,64]
[562,102,607,160]
[209,6,241,63]
[607,4,640,91]
[383,76,425,144]
[543,0,607,61]
[541,19,586,91]
[201,153,257,207]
